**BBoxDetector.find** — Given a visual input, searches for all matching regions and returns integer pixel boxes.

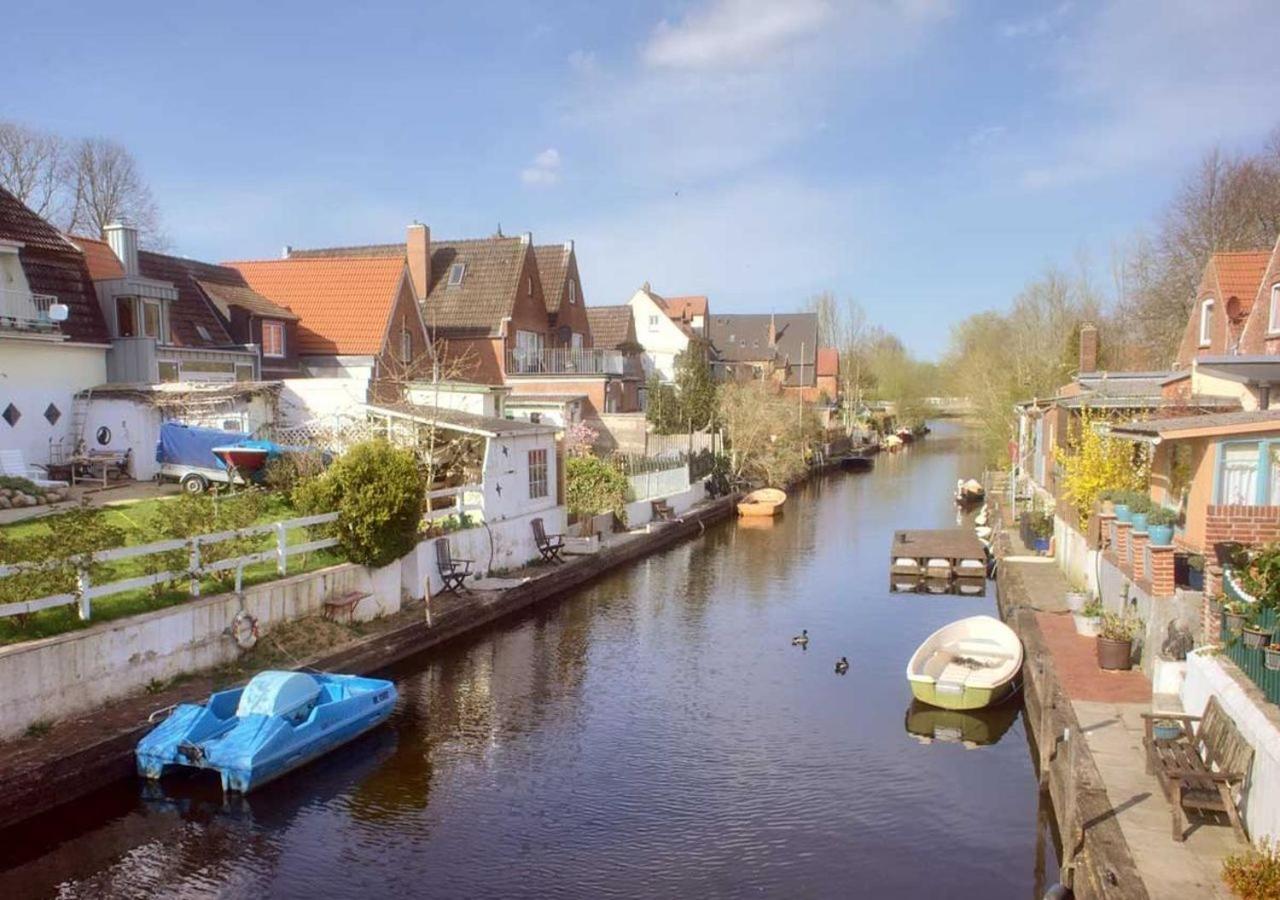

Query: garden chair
[531,517,565,563]
[435,538,472,593]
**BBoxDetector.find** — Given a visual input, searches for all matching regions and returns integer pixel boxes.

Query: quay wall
[0,560,401,741]
[1182,649,1280,843]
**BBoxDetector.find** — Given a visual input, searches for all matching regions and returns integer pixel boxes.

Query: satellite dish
[47,302,69,322]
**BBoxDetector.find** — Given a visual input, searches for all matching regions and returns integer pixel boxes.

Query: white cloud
[1017,0,1280,189]
[644,0,834,70]
[998,2,1072,39]
[520,148,562,187]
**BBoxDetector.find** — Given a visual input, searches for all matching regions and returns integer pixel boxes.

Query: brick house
[288,225,639,418]
[72,226,299,382]
[706,312,834,401]
[226,253,430,398]
[1174,250,1271,367]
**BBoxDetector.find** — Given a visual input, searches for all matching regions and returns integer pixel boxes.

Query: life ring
[232,611,259,650]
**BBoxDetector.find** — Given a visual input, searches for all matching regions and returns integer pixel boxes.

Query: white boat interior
[907,616,1023,697]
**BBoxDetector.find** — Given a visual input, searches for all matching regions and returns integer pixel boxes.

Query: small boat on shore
[137,671,398,793]
[955,478,985,506]
[838,450,875,471]
[883,434,904,451]
[906,615,1022,711]
[737,487,787,517]
[896,427,915,444]
[211,444,272,474]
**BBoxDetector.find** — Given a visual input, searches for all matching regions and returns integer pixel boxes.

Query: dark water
[0,422,1058,899]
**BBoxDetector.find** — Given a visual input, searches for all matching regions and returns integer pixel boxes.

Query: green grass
[0,492,346,645]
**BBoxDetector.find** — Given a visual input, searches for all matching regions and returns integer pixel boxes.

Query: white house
[625,284,695,383]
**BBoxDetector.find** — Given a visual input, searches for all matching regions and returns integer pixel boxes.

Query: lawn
[0,491,346,645]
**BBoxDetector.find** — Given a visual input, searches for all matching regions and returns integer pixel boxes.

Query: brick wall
[1204,504,1280,547]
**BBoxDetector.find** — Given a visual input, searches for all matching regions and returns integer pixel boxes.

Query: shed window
[1270,284,1280,333]
[528,448,548,499]
[262,320,285,357]
[1199,297,1214,346]
[1220,442,1260,505]
[448,263,465,286]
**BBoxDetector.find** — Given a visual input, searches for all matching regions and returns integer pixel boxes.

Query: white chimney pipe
[104,220,138,277]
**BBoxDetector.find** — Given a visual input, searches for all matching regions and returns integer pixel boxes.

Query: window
[262,320,285,357]
[649,314,659,330]
[569,280,577,304]
[571,332,583,351]
[400,321,413,363]
[514,329,544,372]
[116,297,136,337]
[1271,447,1280,506]
[196,324,213,342]
[1199,297,1214,346]
[157,360,180,382]
[1221,442,1260,505]
[1271,284,1280,333]
[141,301,162,340]
[448,263,465,286]
[528,448,548,499]
[235,364,256,382]
[527,275,533,297]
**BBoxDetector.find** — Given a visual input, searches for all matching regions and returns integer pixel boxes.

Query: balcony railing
[0,288,58,332]
[505,348,623,376]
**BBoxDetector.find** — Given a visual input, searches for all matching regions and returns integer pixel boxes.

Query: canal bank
[995,512,1240,899]
[1,423,1059,899]
[0,495,735,834]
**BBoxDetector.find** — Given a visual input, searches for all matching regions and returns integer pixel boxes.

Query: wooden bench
[1142,696,1253,843]
[321,590,367,624]
[650,499,674,521]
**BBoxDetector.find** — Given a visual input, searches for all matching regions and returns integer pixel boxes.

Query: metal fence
[1220,607,1280,705]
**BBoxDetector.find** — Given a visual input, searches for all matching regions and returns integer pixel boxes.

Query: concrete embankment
[0,496,735,833]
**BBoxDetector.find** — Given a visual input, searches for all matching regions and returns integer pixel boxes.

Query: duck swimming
[791,630,809,648]
[835,657,849,675]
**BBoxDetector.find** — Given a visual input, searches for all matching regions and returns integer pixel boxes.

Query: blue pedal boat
[137,671,397,793]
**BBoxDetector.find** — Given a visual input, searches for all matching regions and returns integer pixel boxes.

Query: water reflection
[889,576,987,596]
[903,699,1022,748]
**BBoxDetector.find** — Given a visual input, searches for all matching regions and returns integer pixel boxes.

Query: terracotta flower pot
[1097,636,1133,670]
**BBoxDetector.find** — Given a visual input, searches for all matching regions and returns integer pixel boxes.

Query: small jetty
[889,529,988,582]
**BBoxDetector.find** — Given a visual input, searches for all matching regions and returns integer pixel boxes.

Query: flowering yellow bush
[1055,408,1148,526]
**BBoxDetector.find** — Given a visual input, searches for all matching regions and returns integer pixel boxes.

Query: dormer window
[1199,297,1214,346]
[1270,284,1280,334]
[448,263,466,286]
[262,320,285,358]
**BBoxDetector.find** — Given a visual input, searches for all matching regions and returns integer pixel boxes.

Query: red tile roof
[69,235,125,281]
[225,256,407,355]
[664,295,707,321]
[817,347,839,377]
[1207,251,1271,310]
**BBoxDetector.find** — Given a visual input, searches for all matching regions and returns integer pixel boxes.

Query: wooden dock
[889,528,987,580]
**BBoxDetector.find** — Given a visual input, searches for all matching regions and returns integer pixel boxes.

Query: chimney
[520,231,532,245]
[563,239,574,253]
[281,245,292,259]
[104,220,138,277]
[1078,321,1098,374]
[406,222,430,303]
[768,313,777,347]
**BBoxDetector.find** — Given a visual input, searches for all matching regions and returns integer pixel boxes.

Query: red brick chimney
[406,222,431,303]
[1079,322,1098,374]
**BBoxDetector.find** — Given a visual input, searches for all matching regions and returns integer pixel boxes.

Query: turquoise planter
[1148,524,1174,546]
[1113,504,1132,522]
[1130,513,1149,534]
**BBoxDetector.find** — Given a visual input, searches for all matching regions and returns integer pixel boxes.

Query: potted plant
[1186,553,1205,591]
[1097,610,1142,670]
[1223,600,1251,636]
[1065,588,1089,613]
[1266,643,1280,671]
[1112,492,1133,523]
[1147,507,1177,546]
[1128,493,1152,534]
[1241,611,1273,650]
[1029,511,1054,553]
[1074,598,1104,637]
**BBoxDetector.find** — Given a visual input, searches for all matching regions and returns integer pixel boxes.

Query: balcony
[108,337,260,384]
[505,348,623,377]
[0,288,59,333]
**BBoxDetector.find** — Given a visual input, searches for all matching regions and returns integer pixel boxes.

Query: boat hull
[737,487,787,517]
[908,677,1017,711]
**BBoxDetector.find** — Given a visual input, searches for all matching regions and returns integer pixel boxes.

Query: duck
[791,629,809,648]
[834,657,849,675]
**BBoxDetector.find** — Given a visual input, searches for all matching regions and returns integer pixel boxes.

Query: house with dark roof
[69,222,294,383]
[0,186,110,467]
[706,313,830,400]
[585,305,644,412]
[287,224,638,417]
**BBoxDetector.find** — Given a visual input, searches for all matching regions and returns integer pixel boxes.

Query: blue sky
[4,0,1279,358]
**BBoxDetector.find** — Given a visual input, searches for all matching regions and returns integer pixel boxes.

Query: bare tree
[0,121,67,221]
[64,137,165,247]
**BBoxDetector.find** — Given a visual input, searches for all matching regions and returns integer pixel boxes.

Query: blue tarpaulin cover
[156,423,252,470]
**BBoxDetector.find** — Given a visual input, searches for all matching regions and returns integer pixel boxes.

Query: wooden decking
[889,528,987,581]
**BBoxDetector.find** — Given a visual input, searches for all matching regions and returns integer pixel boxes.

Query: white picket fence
[0,482,491,623]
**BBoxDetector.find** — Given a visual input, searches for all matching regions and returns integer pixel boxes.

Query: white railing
[506,348,623,376]
[627,465,691,502]
[0,288,56,330]
[424,483,484,520]
[0,511,340,621]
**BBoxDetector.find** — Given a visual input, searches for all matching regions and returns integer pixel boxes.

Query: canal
[0,422,1057,898]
